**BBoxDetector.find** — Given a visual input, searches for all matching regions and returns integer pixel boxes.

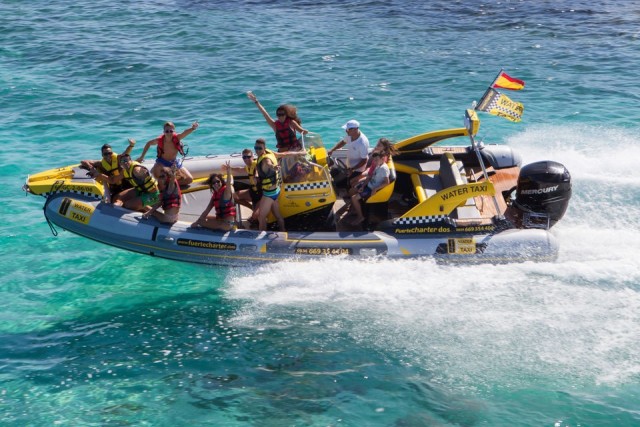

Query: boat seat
[439,152,476,209]
[452,205,482,220]
[411,173,442,203]
[418,160,441,174]
[439,152,468,188]
[366,157,396,204]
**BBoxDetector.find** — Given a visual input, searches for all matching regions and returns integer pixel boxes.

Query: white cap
[341,119,360,130]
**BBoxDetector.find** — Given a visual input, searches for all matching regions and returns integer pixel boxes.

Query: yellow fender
[27,165,78,182]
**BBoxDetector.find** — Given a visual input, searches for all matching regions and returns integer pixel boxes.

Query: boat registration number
[295,247,352,256]
[448,238,476,254]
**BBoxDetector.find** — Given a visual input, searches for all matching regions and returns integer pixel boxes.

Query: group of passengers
[79,91,397,231]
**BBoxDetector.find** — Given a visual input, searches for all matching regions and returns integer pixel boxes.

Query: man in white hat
[327,119,370,184]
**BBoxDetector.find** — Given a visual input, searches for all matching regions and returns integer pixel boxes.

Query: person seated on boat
[227,147,261,225]
[79,139,136,203]
[142,166,181,224]
[192,161,237,231]
[327,119,370,188]
[283,159,312,183]
[112,154,160,212]
[247,91,309,152]
[336,141,397,220]
[349,137,399,188]
[136,121,198,186]
[348,152,390,226]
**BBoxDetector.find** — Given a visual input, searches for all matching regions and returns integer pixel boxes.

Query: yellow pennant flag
[476,88,524,122]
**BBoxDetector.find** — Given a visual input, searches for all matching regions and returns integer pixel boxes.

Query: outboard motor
[509,161,571,229]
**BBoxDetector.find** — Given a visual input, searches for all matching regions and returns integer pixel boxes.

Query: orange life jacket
[274,118,301,152]
[212,185,236,218]
[156,132,185,158]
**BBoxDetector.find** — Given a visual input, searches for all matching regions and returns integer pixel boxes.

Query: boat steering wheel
[329,155,348,172]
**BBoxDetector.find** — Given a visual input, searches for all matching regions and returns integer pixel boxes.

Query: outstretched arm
[122,138,136,156]
[194,197,215,226]
[290,119,308,135]
[273,149,306,159]
[223,161,235,199]
[327,139,346,156]
[177,121,199,140]
[247,91,276,131]
[80,159,100,170]
[136,138,158,162]
[142,200,162,219]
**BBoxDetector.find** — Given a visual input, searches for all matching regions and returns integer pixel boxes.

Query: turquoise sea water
[2,0,640,425]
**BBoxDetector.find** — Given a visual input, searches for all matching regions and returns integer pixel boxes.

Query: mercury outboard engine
[508,161,571,229]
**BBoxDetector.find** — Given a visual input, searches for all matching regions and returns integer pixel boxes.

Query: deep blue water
[2,0,640,425]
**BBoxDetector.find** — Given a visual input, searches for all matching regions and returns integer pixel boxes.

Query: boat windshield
[280,155,327,183]
[301,132,330,169]
[301,132,324,150]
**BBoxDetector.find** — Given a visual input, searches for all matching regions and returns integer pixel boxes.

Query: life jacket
[212,184,236,218]
[156,132,185,158]
[245,161,258,192]
[123,161,157,193]
[257,149,281,191]
[162,178,182,210]
[274,118,301,151]
[100,153,120,177]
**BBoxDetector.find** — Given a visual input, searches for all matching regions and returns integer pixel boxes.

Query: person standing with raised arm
[247,91,308,152]
[136,121,198,186]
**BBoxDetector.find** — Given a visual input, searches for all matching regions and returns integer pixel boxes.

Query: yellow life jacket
[100,153,120,177]
[123,161,157,193]
[245,160,258,192]
[256,149,281,191]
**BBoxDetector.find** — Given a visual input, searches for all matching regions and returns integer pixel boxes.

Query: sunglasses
[102,151,113,156]
[254,146,264,151]
[120,158,131,164]
[212,180,222,184]
[242,155,253,159]
[164,129,173,134]
[276,112,285,117]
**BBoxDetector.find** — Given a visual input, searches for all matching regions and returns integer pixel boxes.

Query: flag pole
[465,109,504,219]
[489,68,504,88]
[474,68,503,117]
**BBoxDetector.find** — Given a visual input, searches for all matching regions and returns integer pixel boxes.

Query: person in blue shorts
[136,121,198,186]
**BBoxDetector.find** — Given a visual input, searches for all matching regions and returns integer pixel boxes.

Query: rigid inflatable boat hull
[44,194,558,266]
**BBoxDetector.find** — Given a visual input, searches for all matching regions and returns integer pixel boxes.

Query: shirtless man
[136,121,198,186]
